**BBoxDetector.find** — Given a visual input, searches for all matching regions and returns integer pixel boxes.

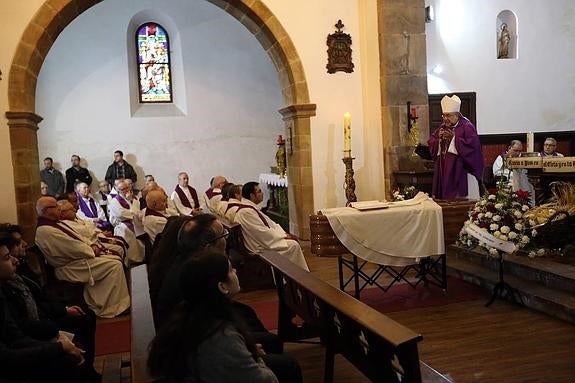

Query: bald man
[35,197,130,318]
[143,190,175,243]
[203,175,227,214]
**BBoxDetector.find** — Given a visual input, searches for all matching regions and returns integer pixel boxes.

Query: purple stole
[144,208,166,218]
[539,151,560,157]
[205,188,222,199]
[226,203,270,228]
[37,217,83,241]
[174,185,200,209]
[98,191,109,204]
[77,193,98,218]
[114,194,135,232]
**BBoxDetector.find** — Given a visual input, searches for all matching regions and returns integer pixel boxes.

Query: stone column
[6,111,43,242]
[377,0,429,192]
[278,104,316,240]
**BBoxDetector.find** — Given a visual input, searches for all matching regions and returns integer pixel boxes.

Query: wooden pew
[129,264,156,383]
[260,250,430,383]
[218,217,275,291]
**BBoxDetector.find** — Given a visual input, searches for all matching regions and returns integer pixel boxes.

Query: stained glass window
[136,23,172,103]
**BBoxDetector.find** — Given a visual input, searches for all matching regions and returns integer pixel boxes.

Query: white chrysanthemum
[485,212,493,218]
[508,231,518,240]
[537,248,546,256]
[514,211,523,218]
[477,213,484,219]
[500,226,510,234]
[493,215,501,222]
[514,223,523,231]
[529,219,536,226]
[531,229,538,237]
[493,230,501,238]
[522,205,529,211]
[528,251,536,258]
[488,195,496,200]
[500,235,508,241]
[489,247,499,255]
[490,223,499,231]
[494,203,503,210]
[521,235,530,244]
[480,200,487,206]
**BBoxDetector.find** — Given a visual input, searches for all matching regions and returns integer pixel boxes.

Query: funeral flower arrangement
[392,185,418,202]
[457,186,537,257]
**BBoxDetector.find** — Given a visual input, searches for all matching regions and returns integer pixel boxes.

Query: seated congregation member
[154,215,283,355]
[148,250,301,383]
[65,154,93,194]
[203,175,227,214]
[40,157,65,199]
[493,140,536,205]
[104,150,137,188]
[143,190,172,244]
[171,172,204,216]
[539,137,564,157]
[1,226,101,383]
[0,235,88,383]
[35,197,130,318]
[40,181,50,196]
[58,200,127,263]
[108,180,145,264]
[226,182,309,271]
[75,182,112,231]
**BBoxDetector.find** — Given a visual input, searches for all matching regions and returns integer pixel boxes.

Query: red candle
[411,107,417,118]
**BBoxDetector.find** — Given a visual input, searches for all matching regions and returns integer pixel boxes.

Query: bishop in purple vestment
[428,95,484,200]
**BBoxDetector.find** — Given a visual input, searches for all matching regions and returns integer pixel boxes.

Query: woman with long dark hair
[148,249,278,383]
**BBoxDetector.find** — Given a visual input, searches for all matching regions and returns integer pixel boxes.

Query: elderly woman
[148,250,283,383]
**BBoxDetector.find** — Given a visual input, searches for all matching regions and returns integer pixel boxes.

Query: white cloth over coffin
[35,224,130,318]
[108,196,145,264]
[320,194,445,266]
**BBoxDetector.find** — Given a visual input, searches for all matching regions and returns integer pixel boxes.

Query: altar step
[447,245,575,324]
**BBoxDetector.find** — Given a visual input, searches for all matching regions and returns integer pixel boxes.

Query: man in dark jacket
[65,155,93,193]
[104,150,137,187]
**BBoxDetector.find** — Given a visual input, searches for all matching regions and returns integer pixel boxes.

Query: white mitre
[441,95,461,113]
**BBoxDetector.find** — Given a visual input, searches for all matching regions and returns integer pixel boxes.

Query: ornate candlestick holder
[342,151,357,206]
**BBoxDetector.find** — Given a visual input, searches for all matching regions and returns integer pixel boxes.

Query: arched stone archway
[7,0,315,239]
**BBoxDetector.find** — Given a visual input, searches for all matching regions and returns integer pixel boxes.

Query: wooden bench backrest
[129,265,156,383]
[259,251,423,383]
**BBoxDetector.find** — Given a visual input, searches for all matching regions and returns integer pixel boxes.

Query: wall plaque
[326,20,354,74]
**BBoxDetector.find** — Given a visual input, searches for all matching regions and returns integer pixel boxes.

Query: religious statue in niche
[498,23,511,59]
[326,20,354,74]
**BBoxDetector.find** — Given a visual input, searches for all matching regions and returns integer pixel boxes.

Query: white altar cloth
[320,195,445,266]
[259,173,288,187]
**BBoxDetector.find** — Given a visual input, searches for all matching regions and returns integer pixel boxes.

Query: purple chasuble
[428,116,484,200]
[78,193,113,231]
[174,185,200,209]
[226,203,270,228]
[114,194,135,232]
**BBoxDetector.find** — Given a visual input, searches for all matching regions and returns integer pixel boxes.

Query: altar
[315,193,447,298]
[259,173,289,232]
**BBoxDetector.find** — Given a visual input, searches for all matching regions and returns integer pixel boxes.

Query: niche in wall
[496,10,518,59]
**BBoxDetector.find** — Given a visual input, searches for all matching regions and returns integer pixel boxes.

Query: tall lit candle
[343,112,352,156]
[526,132,534,153]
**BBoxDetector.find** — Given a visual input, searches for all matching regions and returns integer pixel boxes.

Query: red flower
[504,214,514,224]
[488,188,498,195]
[486,203,495,213]
[480,221,489,229]
[515,189,531,200]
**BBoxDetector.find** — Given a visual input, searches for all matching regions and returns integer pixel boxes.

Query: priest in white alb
[226,182,309,271]
[108,179,145,264]
[35,196,130,318]
[171,172,204,216]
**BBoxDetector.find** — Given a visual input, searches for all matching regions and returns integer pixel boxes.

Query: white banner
[464,223,517,254]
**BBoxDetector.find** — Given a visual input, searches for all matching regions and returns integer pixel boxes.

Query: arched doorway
[6,0,315,239]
